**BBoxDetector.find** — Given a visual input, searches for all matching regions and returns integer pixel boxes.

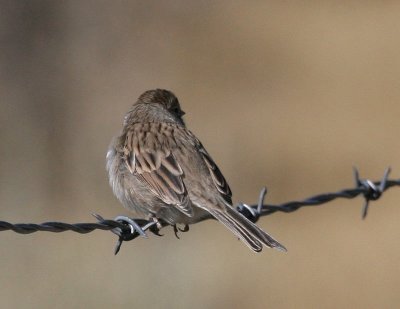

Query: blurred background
[1,1,400,308]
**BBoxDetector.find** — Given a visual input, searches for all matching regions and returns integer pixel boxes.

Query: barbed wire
[0,167,398,254]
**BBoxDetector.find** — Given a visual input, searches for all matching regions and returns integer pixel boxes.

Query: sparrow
[106,89,286,252]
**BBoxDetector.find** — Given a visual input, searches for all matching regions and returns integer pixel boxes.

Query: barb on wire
[354,167,391,219]
[0,167,398,254]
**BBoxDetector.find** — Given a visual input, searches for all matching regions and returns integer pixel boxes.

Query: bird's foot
[149,216,163,230]
[173,224,190,239]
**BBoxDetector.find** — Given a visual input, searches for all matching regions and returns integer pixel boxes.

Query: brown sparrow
[106,89,286,252]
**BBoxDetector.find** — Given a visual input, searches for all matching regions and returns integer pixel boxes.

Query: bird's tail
[209,205,287,252]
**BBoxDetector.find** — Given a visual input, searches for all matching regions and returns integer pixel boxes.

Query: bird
[106,89,286,252]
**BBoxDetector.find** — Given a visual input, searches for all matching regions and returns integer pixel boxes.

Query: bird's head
[125,89,186,126]
[138,89,185,117]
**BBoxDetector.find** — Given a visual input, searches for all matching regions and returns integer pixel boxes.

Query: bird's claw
[173,224,189,239]
[147,217,164,236]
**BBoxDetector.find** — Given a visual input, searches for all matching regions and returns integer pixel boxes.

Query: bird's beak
[180,110,186,116]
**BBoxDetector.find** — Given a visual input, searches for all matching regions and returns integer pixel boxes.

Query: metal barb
[258,187,268,214]
[380,167,391,193]
[109,216,167,254]
[111,216,149,255]
[236,187,268,223]
[113,216,148,238]
[353,167,391,219]
[114,238,123,255]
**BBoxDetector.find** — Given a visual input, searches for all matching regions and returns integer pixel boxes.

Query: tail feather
[212,210,263,252]
[210,205,287,253]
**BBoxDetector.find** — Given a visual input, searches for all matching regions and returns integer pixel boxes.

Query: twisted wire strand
[1,169,398,237]
[260,172,398,216]
[0,219,124,234]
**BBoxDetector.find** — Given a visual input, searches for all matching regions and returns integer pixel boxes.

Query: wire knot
[237,187,268,223]
[354,167,391,219]
[93,214,153,254]
[361,180,382,200]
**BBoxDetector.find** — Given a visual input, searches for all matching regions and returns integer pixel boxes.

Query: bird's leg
[178,224,190,232]
[138,215,163,237]
[148,216,163,230]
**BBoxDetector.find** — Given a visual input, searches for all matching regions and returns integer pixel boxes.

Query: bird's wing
[183,129,232,204]
[123,123,193,217]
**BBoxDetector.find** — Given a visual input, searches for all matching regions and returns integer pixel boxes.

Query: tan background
[1,1,400,308]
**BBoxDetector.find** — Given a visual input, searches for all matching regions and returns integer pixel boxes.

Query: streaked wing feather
[173,126,232,203]
[124,124,193,217]
[199,148,232,202]
[162,154,183,175]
